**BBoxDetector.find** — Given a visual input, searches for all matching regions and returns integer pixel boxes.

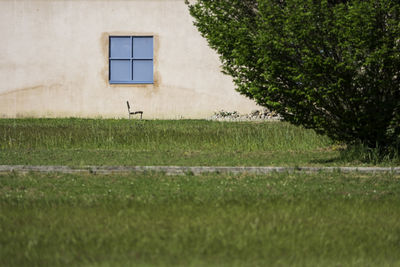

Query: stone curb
[0,165,399,175]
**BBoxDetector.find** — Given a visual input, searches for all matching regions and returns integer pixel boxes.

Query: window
[109,36,154,84]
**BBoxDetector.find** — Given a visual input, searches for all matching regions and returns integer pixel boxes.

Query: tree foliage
[187,0,400,151]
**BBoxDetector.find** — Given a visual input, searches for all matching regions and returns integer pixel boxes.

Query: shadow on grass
[309,157,343,165]
[309,147,400,167]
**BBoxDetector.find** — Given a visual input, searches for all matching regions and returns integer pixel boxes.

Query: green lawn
[1,118,398,166]
[1,119,400,266]
[1,171,400,266]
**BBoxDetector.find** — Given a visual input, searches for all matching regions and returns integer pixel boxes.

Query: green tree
[187,0,400,153]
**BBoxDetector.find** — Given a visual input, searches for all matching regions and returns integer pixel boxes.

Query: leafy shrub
[187,0,400,153]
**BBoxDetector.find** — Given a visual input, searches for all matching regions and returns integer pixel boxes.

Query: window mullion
[131,59,134,82]
[131,36,133,81]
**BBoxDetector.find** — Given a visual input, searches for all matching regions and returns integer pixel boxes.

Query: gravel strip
[0,165,399,175]
[207,109,282,121]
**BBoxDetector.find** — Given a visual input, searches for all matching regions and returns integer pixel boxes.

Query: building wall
[0,0,259,119]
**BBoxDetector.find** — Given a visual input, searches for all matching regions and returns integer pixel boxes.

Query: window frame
[109,36,154,84]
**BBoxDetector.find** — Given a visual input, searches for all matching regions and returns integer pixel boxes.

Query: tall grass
[2,118,399,166]
[340,143,400,164]
[0,118,332,152]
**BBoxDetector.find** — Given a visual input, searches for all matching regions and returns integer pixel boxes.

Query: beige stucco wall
[0,0,259,119]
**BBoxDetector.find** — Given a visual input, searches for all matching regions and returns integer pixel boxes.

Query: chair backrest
[126,101,130,112]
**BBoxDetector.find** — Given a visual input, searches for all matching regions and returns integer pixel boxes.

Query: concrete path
[0,165,399,175]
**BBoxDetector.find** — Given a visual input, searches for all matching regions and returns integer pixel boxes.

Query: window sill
[109,81,154,84]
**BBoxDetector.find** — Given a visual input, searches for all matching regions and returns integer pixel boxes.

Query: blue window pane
[110,60,131,81]
[133,37,153,59]
[132,60,153,82]
[110,37,131,58]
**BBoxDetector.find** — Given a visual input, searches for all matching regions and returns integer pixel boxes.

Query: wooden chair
[127,101,143,119]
